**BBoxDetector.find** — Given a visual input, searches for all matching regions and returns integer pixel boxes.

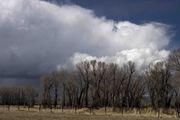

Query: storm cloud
[0,0,173,84]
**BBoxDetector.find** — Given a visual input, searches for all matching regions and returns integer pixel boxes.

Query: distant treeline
[0,49,180,116]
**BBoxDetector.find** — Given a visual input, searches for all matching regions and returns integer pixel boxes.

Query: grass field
[0,106,179,120]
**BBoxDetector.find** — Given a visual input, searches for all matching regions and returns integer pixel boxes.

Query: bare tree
[90,60,107,108]
[41,75,53,108]
[169,49,180,117]
[107,63,118,110]
[50,71,60,108]
[64,75,77,107]
[76,61,91,107]
[169,49,180,72]
[122,61,136,108]
[24,85,38,110]
[0,85,37,111]
[146,62,174,111]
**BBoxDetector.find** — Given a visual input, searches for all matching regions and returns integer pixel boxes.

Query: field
[0,106,179,120]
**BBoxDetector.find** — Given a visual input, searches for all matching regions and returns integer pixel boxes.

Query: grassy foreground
[0,106,179,120]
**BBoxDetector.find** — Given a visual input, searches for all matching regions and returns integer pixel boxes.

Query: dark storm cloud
[0,0,173,85]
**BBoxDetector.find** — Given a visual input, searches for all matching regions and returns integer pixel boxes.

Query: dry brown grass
[0,106,179,120]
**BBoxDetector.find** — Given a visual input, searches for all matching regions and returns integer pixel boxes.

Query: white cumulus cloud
[0,0,173,82]
[72,49,169,70]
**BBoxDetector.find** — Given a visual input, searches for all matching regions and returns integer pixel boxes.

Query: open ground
[0,106,179,120]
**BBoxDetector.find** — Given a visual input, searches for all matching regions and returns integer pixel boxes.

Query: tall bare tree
[146,62,174,109]
[76,61,91,107]
[41,75,53,108]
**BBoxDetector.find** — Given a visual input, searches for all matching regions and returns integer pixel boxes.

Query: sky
[49,0,180,48]
[0,0,179,85]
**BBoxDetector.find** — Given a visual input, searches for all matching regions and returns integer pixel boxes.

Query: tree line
[0,85,38,110]
[0,49,180,116]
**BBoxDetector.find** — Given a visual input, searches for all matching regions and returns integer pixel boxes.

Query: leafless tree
[50,71,61,108]
[90,60,107,108]
[169,49,180,117]
[146,61,175,112]
[1,48,180,115]
[0,85,37,111]
[76,61,91,107]
[24,85,38,110]
[41,75,53,108]
[169,49,180,72]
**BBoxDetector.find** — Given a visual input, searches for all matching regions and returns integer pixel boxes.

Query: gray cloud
[0,0,173,84]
